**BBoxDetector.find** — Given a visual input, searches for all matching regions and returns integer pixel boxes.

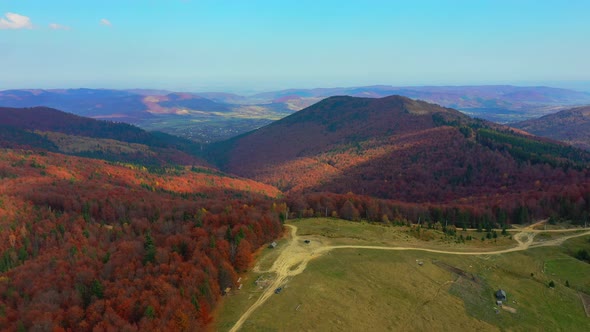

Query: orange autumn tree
[0,149,284,331]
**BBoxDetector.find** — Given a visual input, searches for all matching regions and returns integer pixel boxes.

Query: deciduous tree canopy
[0,149,284,331]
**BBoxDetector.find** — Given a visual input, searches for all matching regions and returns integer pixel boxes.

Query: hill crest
[513,106,590,150]
[208,95,469,172]
[208,95,590,203]
[0,106,206,166]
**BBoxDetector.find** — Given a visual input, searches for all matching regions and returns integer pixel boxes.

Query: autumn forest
[2,96,590,331]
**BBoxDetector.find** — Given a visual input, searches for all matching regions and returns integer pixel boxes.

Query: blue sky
[1,0,589,92]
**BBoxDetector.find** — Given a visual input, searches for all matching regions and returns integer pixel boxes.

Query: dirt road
[228,223,590,332]
[229,224,321,332]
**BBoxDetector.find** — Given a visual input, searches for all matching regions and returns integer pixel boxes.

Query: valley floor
[215,219,590,331]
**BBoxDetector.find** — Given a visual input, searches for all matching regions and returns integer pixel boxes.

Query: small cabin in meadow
[496,289,507,302]
[269,242,277,249]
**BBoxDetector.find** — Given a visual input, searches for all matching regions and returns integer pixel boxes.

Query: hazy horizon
[2,80,590,95]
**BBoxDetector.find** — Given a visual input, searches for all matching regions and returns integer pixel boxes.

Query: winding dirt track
[228,222,590,332]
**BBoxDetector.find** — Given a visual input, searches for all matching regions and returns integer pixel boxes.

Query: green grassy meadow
[214,219,590,331]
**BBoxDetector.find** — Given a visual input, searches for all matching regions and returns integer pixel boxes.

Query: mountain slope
[512,106,590,150]
[0,148,282,330]
[209,95,468,169]
[208,95,590,203]
[0,106,206,166]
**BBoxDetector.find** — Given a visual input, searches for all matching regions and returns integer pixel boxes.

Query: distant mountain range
[0,89,150,121]
[1,85,590,143]
[0,88,290,142]
[0,88,255,120]
[247,85,590,123]
[512,106,590,150]
[207,95,590,204]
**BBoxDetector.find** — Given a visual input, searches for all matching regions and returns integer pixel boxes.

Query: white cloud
[100,18,112,27]
[49,23,70,30]
[0,12,33,30]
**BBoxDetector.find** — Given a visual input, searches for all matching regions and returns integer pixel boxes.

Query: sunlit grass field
[214,218,590,331]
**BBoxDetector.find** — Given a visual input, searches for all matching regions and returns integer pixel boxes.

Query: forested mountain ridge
[0,106,206,166]
[208,95,469,171]
[512,105,590,150]
[208,95,590,199]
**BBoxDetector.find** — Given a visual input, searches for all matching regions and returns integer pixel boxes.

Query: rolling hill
[512,106,590,150]
[0,106,206,166]
[207,95,590,206]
